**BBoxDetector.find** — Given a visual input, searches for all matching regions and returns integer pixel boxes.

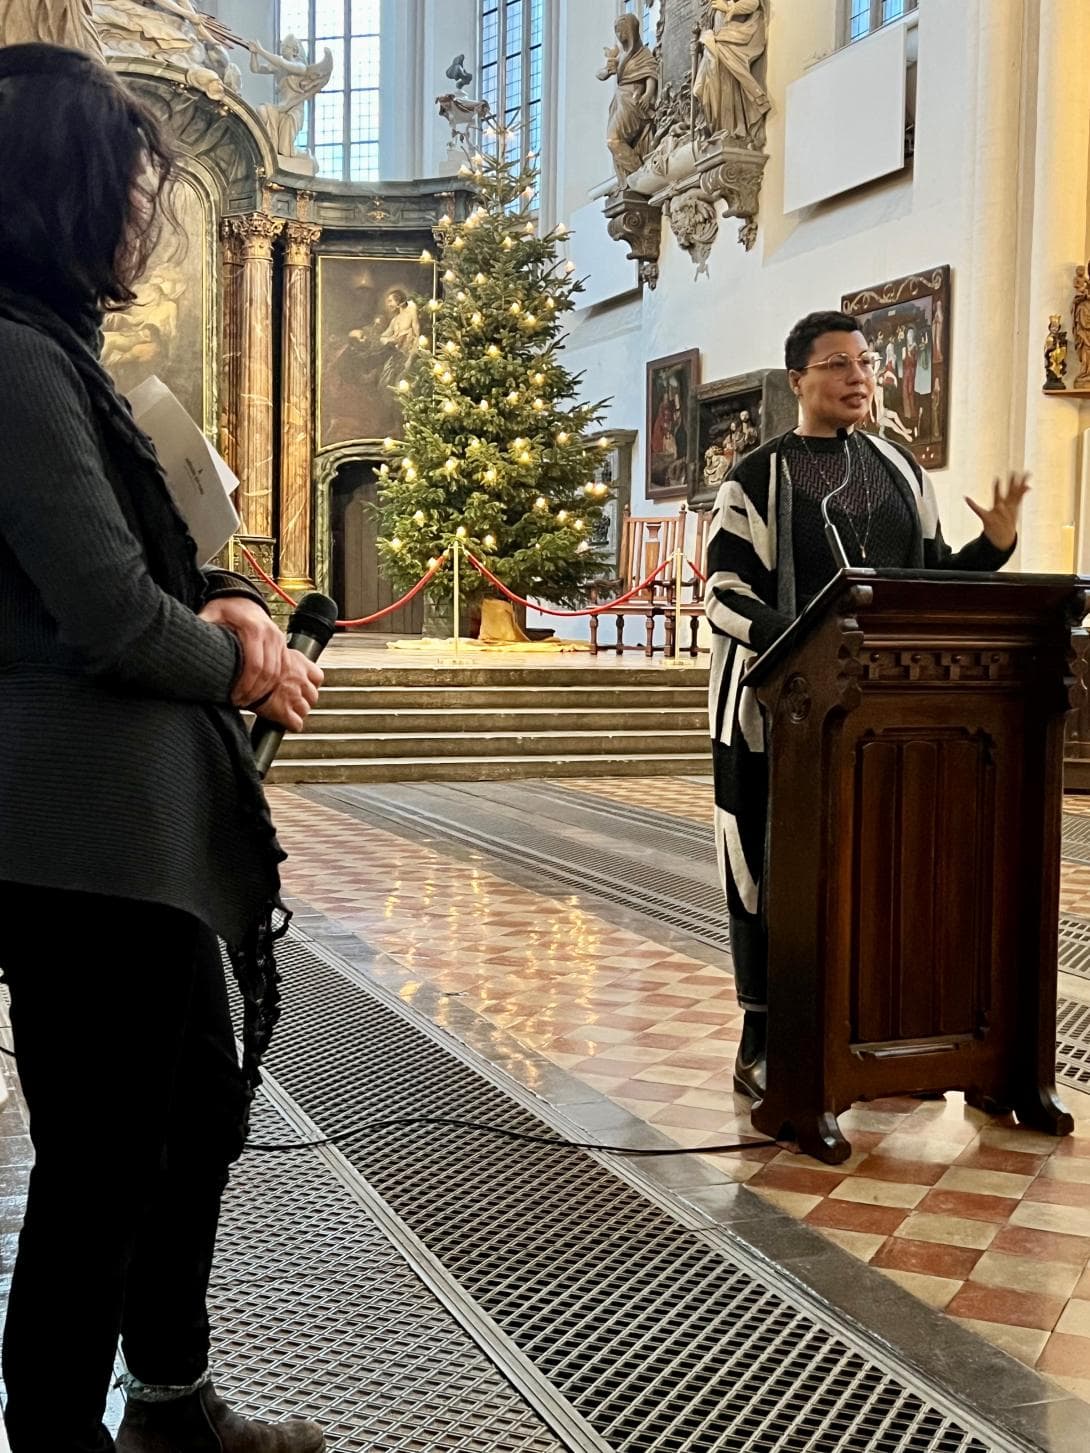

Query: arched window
[479,0,545,189]
[277,1,381,182]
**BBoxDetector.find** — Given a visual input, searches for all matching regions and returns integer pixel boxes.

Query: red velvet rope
[464,552,672,617]
[238,545,447,629]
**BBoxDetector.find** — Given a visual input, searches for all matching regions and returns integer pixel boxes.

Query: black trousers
[0,885,250,1453]
[728,911,768,1014]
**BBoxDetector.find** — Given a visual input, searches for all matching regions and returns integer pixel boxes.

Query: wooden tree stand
[745,570,1087,1164]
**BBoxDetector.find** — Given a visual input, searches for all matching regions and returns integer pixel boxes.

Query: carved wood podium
[745,571,1088,1164]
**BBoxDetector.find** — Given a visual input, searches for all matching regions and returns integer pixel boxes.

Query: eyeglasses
[800,352,881,377]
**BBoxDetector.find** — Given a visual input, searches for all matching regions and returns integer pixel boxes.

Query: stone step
[277,728,710,761]
[314,685,709,711]
[266,751,712,785]
[317,664,709,689]
[303,707,709,736]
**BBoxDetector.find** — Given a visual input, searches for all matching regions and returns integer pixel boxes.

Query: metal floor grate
[1057,997,1090,1092]
[1058,915,1090,980]
[210,1096,565,1453]
[1062,812,1090,864]
[243,932,1000,1453]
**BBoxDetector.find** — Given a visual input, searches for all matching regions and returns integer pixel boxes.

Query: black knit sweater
[0,310,278,947]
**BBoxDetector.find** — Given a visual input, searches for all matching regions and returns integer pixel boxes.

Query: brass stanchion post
[452,538,462,660]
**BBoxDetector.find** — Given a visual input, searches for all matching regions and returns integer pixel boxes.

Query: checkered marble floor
[268,780,1090,1407]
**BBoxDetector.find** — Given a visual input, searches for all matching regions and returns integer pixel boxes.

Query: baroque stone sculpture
[693,0,771,148]
[597,0,772,283]
[1073,263,1090,390]
[1,0,103,56]
[248,36,334,175]
[437,54,492,153]
[597,13,660,190]
[93,0,236,99]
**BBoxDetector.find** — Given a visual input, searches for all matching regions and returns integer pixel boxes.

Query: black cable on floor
[246,1115,779,1157]
[0,1048,778,1156]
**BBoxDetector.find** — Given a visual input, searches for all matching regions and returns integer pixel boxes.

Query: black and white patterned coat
[704,431,1011,935]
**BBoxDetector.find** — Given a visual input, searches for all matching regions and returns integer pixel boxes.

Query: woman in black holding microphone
[706,310,1029,1101]
[0,45,324,1453]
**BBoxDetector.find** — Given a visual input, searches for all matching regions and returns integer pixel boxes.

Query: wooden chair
[588,507,709,657]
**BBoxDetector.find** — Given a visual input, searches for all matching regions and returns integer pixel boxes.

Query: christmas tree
[374,130,613,628]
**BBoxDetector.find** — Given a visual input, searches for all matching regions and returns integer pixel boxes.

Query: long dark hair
[0,44,175,312]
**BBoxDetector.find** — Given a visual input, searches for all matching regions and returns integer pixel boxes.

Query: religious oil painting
[841,266,951,470]
[646,350,701,500]
[102,171,212,433]
[317,254,438,450]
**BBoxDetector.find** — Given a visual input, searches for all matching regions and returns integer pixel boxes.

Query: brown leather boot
[116,1380,325,1452]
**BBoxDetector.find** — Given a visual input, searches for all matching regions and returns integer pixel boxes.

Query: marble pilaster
[217,219,244,476]
[278,221,322,592]
[224,212,284,540]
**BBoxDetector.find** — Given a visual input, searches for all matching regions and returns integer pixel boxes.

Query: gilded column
[217,219,244,475]
[278,221,322,592]
[225,212,284,540]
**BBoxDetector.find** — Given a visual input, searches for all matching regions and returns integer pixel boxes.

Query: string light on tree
[374,137,612,624]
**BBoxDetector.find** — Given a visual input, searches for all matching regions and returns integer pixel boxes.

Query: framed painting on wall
[646,349,700,500]
[316,253,439,450]
[690,369,797,510]
[102,170,214,433]
[841,266,951,469]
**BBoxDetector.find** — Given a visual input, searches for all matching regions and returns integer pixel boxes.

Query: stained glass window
[277,0,380,182]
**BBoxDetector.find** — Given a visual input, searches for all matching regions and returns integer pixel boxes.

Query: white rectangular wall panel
[784,23,908,213]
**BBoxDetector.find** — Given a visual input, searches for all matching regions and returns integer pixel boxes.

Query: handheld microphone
[250,592,339,779]
[820,427,853,570]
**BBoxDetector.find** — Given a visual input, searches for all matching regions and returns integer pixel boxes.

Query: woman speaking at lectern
[705,311,1029,1101]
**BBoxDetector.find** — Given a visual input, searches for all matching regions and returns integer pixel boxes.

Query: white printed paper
[127,376,240,565]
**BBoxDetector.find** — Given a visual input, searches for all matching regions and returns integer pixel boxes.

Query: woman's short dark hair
[785,311,863,372]
[0,44,175,312]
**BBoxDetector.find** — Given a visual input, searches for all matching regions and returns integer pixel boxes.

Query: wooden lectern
[745,570,1087,1164]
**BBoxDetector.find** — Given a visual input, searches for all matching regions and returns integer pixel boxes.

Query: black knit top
[781,432,917,610]
[0,305,279,948]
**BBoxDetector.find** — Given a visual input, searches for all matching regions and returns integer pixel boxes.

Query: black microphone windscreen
[836,427,850,441]
[288,592,339,648]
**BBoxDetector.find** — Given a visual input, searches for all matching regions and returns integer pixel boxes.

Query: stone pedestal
[278,221,322,592]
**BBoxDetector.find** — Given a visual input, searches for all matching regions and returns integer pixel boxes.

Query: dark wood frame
[646,348,701,502]
[689,369,798,510]
[841,265,951,471]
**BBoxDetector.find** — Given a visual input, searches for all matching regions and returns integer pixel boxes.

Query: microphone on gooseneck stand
[250,592,339,780]
[820,427,854,570]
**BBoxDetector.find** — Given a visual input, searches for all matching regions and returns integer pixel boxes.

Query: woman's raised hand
[965,472,1031,552]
